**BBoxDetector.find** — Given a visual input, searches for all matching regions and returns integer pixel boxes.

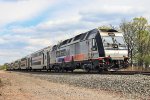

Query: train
[6,28,129,72]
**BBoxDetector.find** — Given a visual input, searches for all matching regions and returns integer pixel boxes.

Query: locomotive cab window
[114,36,125,45]
[92,38,97,51]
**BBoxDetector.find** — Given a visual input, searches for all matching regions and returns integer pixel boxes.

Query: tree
[120,17,150,68]
[120,19,137,66]
[98,25,118,30]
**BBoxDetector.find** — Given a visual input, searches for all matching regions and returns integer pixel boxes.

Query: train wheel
[71,69,74,73]
[33,69,37,72]
[65,69,68,72]
[98,68,103,73]
[61,68,64,73]
[103,68,108,72]
[54,69,57,72]
[57,69,60,72]
[86,68,91,72]
[29,67,32,71]
[54,67,60,73]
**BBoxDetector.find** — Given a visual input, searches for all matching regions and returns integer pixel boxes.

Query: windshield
[114,36,125,45]
[103,37,113,44]
[102,36,127,50]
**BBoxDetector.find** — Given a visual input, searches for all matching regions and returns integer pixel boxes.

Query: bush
[0,65,6,70]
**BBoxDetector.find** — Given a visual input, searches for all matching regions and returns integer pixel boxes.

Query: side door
[91,38,99,58]
[88,39,93,59]
[43,53,45,66]
[88,38,99,59]
[70,44,75,61]
[28,58,30,68]
[47,51,50,68]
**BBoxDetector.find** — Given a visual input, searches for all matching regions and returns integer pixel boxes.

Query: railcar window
[61,49,66,56]
[39,51,43,56]
[56,49,66,57]
[74,34,83,41]
[21,64,26,67]
[32,61,41,65]
[56,51,60,57]
[80,33,87,40]
[21,58,26,61]
[62,40,67,45]
[67,38,72,43]
[15,61,18,63]
[32,53,37,57]
[52,45,57,51]
[32,51,43,58]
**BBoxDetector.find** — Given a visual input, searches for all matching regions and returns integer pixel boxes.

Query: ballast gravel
[17,72,150,99]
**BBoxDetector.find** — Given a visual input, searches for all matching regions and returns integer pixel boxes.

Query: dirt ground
[0,71,133,100]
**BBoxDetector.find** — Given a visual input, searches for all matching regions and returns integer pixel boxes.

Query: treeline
[0,65,6,70]
[101,17,150,68]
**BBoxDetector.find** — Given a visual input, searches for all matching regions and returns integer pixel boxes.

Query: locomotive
[6,28,129,72]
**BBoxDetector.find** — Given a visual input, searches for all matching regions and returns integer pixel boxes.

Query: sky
[0,0,149,64]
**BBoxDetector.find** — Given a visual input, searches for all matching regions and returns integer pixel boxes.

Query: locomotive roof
[21,57,27,61]
[57,29,99,48]
[30,46,51,56]
[15,60,19,63]
[56,32,87,48]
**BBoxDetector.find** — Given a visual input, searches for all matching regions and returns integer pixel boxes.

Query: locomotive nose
[105,50,128,60]
[112,44,118,48]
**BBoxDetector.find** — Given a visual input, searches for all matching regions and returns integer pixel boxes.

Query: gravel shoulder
[0,71,131,100]
[16,71,150,100]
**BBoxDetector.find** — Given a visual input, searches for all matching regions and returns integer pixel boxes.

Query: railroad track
[10,70,150,75]
[105,71,150,75]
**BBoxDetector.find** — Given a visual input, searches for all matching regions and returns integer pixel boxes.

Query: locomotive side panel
[80,40,88,60]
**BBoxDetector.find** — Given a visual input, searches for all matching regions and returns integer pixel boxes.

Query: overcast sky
[0,0,149,64]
